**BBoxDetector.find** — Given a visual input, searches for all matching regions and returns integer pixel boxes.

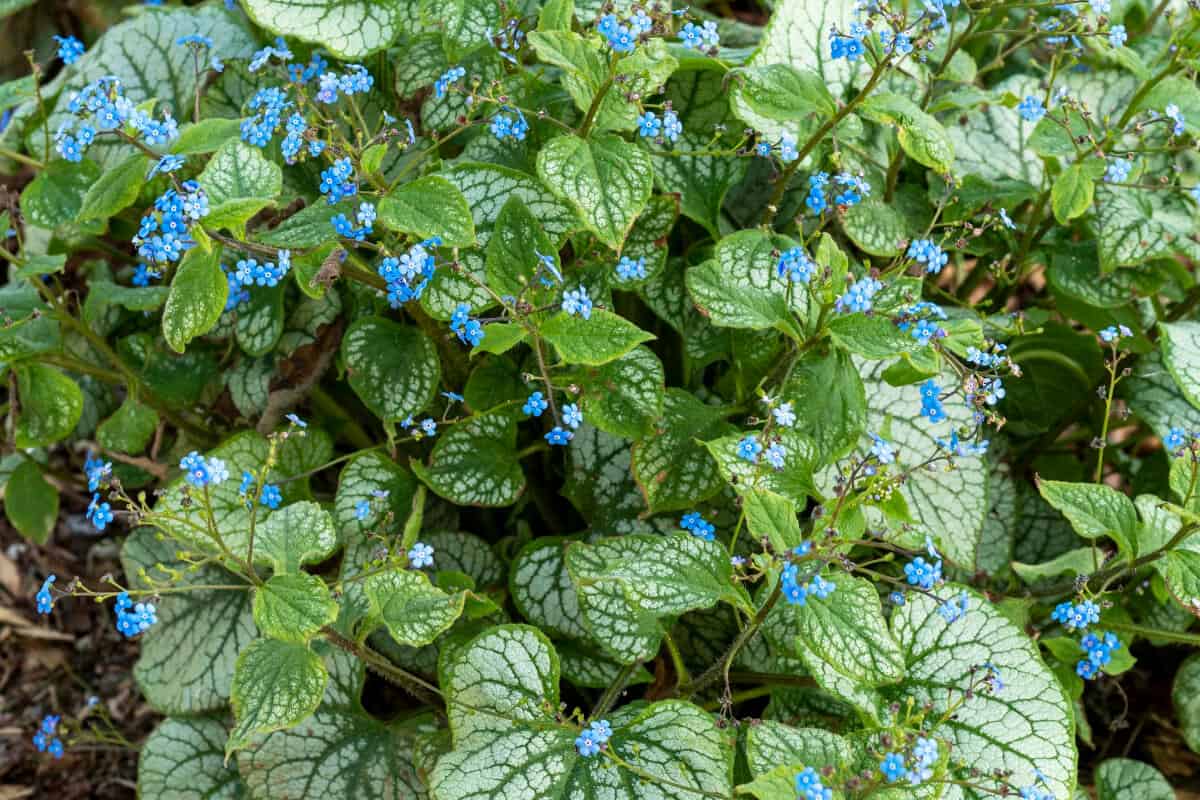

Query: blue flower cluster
[904,556,942,590]
[87,493,113,531]
[678,21,720,50]
[879,737,940,786]
[636,109,682,142]
[907,239,949,274]
[895,301,948,345]
[224,251,291,312]
[598,11,650,52]
[378,240,438,308]
[114,591,157,638]
[616,255,647,281]
[450,303,484,347]
[1051,599,1100,631]
[1165,426,1197,455]
[794,766,833,800]
[834,275,882,314]
[55,35,85,64]
[179,451,230,488]
[918,380,946,423]
[574,719,612,756]
[680,511,716,541]
[830,28,865,61]
[1099,324,1132,343]
[33,714,64,759]
[781,559,835,606]
[777,246,816,284]
[805,171,871,213]
[490,108,529,142]
[878,29,914,54]
[315,64,373,104]
[238,470,281,509]
[1076,631,1121,679]
[320,157,358,204]
[562,286,593,319]
[134,182,210,265]
[84,452,112,491]
[434,65,466,99]
[938,589,970,623]
[936,429,990,458]
[1018,95,1046,122]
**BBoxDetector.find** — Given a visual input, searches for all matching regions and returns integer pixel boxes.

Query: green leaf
[163,246,229,354]
[652,132,747,237]
[235,281,285,357]
[20,159,100,228]
[841,200,910,257]
[228,639,328,756]
[138,717,245,799]
[342,316,440,423]
[1094,759,1174,800]
[438,0,502,59]
[0,284,60,360]
[472,322,528,357]
[510,537,589,640]
[253,501,340,576]
[333,451,418,535]
[704,429,818,505]
[1095,183,1199,272]
[97,396,159,454]
[1159,320,1200,411]
[253,574,338,644]
[744,720,851,778]
[860,92,955,173]
[1159,550,1200,614]
[257,200,352,249]
[4,461,58,544]
[77,154,150,223]
[122,527,257,714]
[750,0,861,102]
[377,175,476,247]
[631,389,734,513]
[782,347,867,466]
[565,532,743,662]
[1012,547,1103,584]
[828,314,926,359]
[732,64,836,128]
[1037,479,1137,555]
[529,30,606,99]
[198,140,283,233]
[744,489,804,553]
[538,0,574,30]
[537,133,652,249]
[890,587,1076,798]
[539,309,655,366]
[0,75,36,114]
[1051,164,1094,224]
[241,0,408,59]
[363,567,467,647]
[686,230,807,339]
[1173,654,1200,754]
[13,362,83,448]
[171,118,242,155]
[411,410,525,506]
[945,77,1043,186]
[571,345,665,439]
[431,625,732,800]
[485,195,556,298]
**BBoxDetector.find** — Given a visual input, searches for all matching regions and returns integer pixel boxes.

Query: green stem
[1104,621,1200,647]
[591,661,639,718]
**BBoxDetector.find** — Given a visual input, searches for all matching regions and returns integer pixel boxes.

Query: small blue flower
[680,511,716,541]
[1165,103,1185,136]
[772,402,796,427]
[354,499,371,521]
[938,590,970,623]
[1108,24,1127,47]
[1104,158,1132,183]
[1165,426,1192,454]
[736,436,762,463]
[575,730,602,756]
[87,493,113,531]
[880,752,906,783]
[408,542,435,568]
[260,484,282,509]
[662,110,682,142]
[420,418,438,437]
[765,442,786,470]
[904,556,942,590]
[561,286,593,320]
[562,404,583,429]
[180,451,211,487]
[54,35,85,65]
[890,590,906,605]
[545,426,573,446]
[616,255,647,281]
[1017,95,1046,123]
[36,575,56,615]
[636,111,661,138]
[523,392,549,417]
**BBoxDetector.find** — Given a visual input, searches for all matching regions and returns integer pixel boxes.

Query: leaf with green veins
[163,246,228,354]
[84,281,170,326]
[510,537,590,640]
[787,577,905,685]
[749,0,861,101]
[632,389,735,514]
[1037,480,1137,555]
[945,77,1044,185]
[731,64,836,131]
[1094,183,1200,272]
[241,0,408,59]
[138,717,245,799]
[744,720,852,779]
[537,133,652,249]
[228,639,328,756]
[363,567,467,647]
[257,201,354,249]
[528,30,606,102]
[686,230,807,339]
[253,501,340,576]
[4,461,58,544]
[538,309,655,366]
[841,200,910,257]
[253,573,338,643]
[652,132,748,236]
[20,159,100,228]
[1051,164,1095,224]
[589,39,680,132]
[97,396,158,454]
[1159,321,1200,411]
[198,140,283,233]
[704,429,818,505]
[1094,759,1174,800]
[422,531,504,588]
[472,322,527,356]
[565,532,744,663]
[829,314,927,359]
[235,281,285,357]
[171,118,242,155]
[432,625,732,800]
[333,451,418,535]
[226,357,273,418]
[1124,351,1200,444]
[411,410,525,507]
[888,587,1076,799]
[1173,654,1200,754]
[1012,547,1103,583]
[377,175,475,247]
[77,153,150,223]
[861,92,955,173]
[1159,550,1200,615]
[485,195,557,299]
[122,527,257,714]
[744,489,804,553]
[558,639,654,689]
[13,362,83,448]
[565,425,668,533]
[782,347,867,467]
[342,316,439,423]
[568,345,665,439]
[437,0,502,58]
[0,285,60,361]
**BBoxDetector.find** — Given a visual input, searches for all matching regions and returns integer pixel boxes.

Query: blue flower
[870,433,896,464]
[890,590,906,605]
[180,451,211,487]
[777,247,815,283]
[1165,426,1192,453]
[588,719,612,742]
[449,303,484,347]
[830,33,865,61]
[148,154,186,178]
[561,286,593,319]
[680,511,716,541]
[1017,95,1046,122]
[575,730,602,756]
[523,392,549,417]
[1166,104,1185,136]
[736,435,762,463]
[904,556,942,589]
[36,575,56,615]
[879,752,906,783]
[1104,158,1132,183]
[616,255,647,281]
[354,499,371,521]
[773,402,796,427]
[434,65,466,98]
[54,35,85,65]
[662,110,682,142]
[420,418,438,437]
[794,766,832,800]
[545,426,574,446]
[408,542,435,568]
[765,442,786,470]
[834,276,883,314]
[755,141,772,157]
[562,404,583,429]
[919,380,946,424]
[637,111,661,138]
[33,714,64,759]
[906,239,949,274]
[87,493,113,531]
[114,591,158,638]
[260,484,282,509]
[1108,24,1127,47]
[780,136,799,163]
[937,590,970,623]
[84,452,112,491]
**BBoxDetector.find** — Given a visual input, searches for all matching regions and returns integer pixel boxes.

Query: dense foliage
[4,0,1200,797]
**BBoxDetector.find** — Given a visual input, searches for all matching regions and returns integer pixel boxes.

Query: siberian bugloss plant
[3,0,1200,797]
